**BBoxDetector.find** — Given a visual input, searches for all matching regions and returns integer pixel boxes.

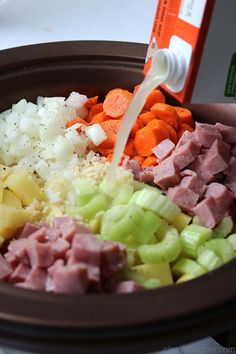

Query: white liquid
[109,68,167,179]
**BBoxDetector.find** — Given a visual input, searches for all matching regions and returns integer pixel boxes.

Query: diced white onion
[85,124,107,146]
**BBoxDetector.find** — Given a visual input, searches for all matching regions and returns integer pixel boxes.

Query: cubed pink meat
[231,146,236,157]
[0,255,12,280]
[176,130,195,150]
[52,264,88,294]
[194,122,222,148]
[204,139,230,174]
[180,169,197,177]
[26,241,54,268]
[224,157,236,177]
[224,175,236,194]
[173,141,200,171]
[116,281,144,293]
[45,228,61,241]
[193,197,223,228]
[87,266,101,293]
[167,186,199,211]
[152,139,175,161]
[4,252,19,267]
[205,182,233,210]
[50,238,70,259]
[10,263,30,283]
[138,167,154,185]
[180,175,206,196]
[28,227,47,242]
[101,241,127,280]
[17,267,47,290]
[153,157,180,189]
[122,157,141,180]
[8,239,29,265]
[48,259,64,277]
[215,123,236,144]
[72,234,101,266]
[19,223,40,239]
[188,155,216,184]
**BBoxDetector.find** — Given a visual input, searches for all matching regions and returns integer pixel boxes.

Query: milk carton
[144,0,236,103]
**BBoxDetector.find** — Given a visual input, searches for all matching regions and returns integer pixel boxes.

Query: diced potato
[176,273,196,284]
[3,171,45,206]
[0,204,32,238]
[2,189,22,208]
[172,212,192,232]
[0,165,11,181]
[133,263,173,286]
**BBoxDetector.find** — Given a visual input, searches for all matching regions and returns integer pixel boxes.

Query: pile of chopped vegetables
[0,86,235,294]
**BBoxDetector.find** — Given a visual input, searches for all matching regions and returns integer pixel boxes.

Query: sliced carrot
[174,106,194,128]
[146,119,170,140]
[178,124,194,138]
[84,96,98,109]
[133,155,145,165]
[66,118,89,128]
[133,84,141,94]
[139,111,156,126]
[145,89,166,110]
[103,88,132,118]
[107,153,113,162]
[96,120,120,156]
[151,103,180,131]
[90,112,107,124]
[87,103,103,122]
[124,139,136,158]
[142,155,158,168]
[134,126,163,157]
[166,124,178,144]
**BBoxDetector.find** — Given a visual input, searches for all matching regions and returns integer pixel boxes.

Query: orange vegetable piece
[87,103,103,122]
[174,106,194,128]
[142,155,158,168]
[133,84,141,94]
[178,124,194,138]
[134,126,163,157]
[107,153,113,162]
[133,155,145,165]
[166,124,178,144]
[90,112,107,124]
[124,139,136,158]
[96,120,120,156]
[129,118,144,138]
[84,96,98,109]
[146,119,170,140]
[145,89,165,110]
[151,103,180,131]
[103,89,132,118]
[139,111,156,126]
[66,118,89,129]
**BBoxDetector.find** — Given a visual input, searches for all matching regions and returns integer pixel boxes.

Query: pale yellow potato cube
[2,189,22,208]
[0,165,11,181]
[0,204,32,239]
[133,263,173,286]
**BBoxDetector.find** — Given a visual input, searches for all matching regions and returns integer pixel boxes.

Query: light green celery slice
[171,212,192,232]
[79,193,108,220]
[226,234,236,251]
[133,263,173,285]
[112,184,134,205]
[203,239,234,263]
[155,194,181,222]
[143,278,162,289]
[197,248,222,271]
[138,227,181,264]
[73,178,97,194]
[122,268,161,289]
[77,187,99,207]
[212,216,233,239]
[156,219,170,241]
[135,211,163,244]
[66,205,80,217]
[180,224,213,259]
[172,257,207,278]
[176,273,196,284]
[99,177,133,198]
[129,188,161,212]
[133,180,162,192]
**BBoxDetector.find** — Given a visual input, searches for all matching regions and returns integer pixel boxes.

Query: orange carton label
[145,0,236,103]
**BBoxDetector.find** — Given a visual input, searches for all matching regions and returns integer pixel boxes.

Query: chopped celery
[172,257,207,278]
[226,234,236,251]
[133,180,161,192]
[171,212,192,232]
[73,178,97,194]
[79,193,108,220]
[176,273,196,284]
[156,219,170,241]
[197,248,222,271]
[156,195,181,222]
[133,263,173,285]
[122,268,161,289]
[212,216,233,239]
[180,224,213,259]
[143,278,162,289]
[66,205,80,217]
[138,227,181,264]
[89,211,104,233]
[112,184,134,205]
[135,211,163,244]
[203,239,234,263]
[77,188,98,207]
[99,177,133,198]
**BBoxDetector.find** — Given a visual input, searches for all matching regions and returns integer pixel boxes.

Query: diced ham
[176,130,196,150]
[215,123,236,144]
[231,146,236,157]
[53,217,91,242]
[87,266,101,292]
[188,155,216,184]
[167,186,199,212]
[101,241,127,280]
[26,241,54,268]
[122,157,141,180]
[45,228,61,241]
[153,157,180,189]
[17,267,47,290]
[152,139,175,161]
[204,139,230,174]
[28,227,47,242]
[224,156,236,177]
[10,263,30,283]
[193,197,224,228]
[138,167,155,185]
[51,238,70,259]
[172,141,200,171]
[180,175,206,196]
[8,239,29,265]
[0,255,12,280]
[116,281,144,293]
[4,252,19,267]
[19,223,40,239]
[224,175,236,194]
[194,122,222,148]
[52,264,88,294]
[205,182,233,210]
[180,169,197,177]
[72,234,101,266]
[48,259,64,277]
